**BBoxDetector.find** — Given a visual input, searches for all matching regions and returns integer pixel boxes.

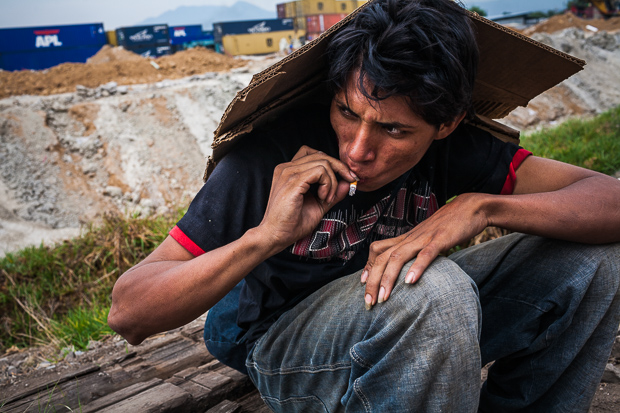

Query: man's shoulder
[229,102,336,160]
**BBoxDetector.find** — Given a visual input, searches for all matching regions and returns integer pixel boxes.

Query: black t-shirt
[172,102,526,353]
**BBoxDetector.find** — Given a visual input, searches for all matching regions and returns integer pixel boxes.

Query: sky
[0,0,569,30]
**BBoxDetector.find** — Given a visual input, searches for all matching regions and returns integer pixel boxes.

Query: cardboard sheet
[205,0,585,180]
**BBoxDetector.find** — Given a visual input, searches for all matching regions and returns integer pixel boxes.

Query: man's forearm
[483,174,620,244]
[108,226,276,345]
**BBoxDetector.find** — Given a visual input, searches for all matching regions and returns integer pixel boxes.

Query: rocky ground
[1,13,620,411]
[0,47,280,255]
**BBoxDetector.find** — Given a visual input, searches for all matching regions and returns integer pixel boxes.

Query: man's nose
[347,125,376,163]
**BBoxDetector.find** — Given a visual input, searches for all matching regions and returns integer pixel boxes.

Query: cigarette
[349,180,358,196]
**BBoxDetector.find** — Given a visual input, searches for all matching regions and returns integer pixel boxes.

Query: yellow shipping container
[106,30,118,46]
[295,16,307,31]
[300,0,337,15]
[285,1,299,17]
[222,30,305,56]
[335,0,358,14]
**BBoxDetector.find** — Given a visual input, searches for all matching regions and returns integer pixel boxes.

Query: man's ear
[436,112,467,140]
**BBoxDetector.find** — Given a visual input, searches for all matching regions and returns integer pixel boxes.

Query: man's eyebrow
[334,98,352,109]
[334,96,416,129]
[377,120,415,130]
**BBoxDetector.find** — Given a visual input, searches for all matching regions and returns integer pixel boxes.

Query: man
[108,0,620,411]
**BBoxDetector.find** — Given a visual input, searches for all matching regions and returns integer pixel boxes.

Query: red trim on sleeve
[169,225,206,257]
[500,149,532,195]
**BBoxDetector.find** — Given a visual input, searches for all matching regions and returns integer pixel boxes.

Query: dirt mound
[524,12,620,36]
[0,46,245,99]
[85,44,145,65]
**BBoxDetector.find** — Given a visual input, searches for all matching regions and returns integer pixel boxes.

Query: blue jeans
[245,234,620,412]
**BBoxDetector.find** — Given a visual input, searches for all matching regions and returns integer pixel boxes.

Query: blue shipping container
[127,45,172,58]
[0,23,106,53]
[213,19,294,43]
[116,25,170,48]
[0,45,104,71]
[170,25,204,45]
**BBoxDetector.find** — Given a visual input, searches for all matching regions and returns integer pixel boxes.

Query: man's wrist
[243,226,287,260]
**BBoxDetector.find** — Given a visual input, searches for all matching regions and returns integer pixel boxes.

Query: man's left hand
[361,193,488,309]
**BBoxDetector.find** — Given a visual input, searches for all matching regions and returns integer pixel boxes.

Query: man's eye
[385,126,402,135]
[339,106,355,117]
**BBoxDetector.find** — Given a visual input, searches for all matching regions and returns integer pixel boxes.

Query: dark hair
[326,0,479,127]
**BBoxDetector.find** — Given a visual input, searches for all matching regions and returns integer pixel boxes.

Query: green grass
[0,209,185,353]
[520,106,620,175]
[1,106,620,356]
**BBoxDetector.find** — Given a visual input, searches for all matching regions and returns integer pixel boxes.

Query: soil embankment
[0,47,279,255]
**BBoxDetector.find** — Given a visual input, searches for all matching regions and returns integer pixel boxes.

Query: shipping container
[221,30,303,56]
[305,13,347,33]
[286,1,300,17]
[170,25,205,45]
[213,19,294,43]
[299,0,337,15]
[173,32,215,52]
[127,45,172,58]
[335,0,358,14]
[0,23,106,53]
[294,16,307,32]
[115,25,170,48]
[277,3,287,18]
[106,30,118,46]
[0,23,106,71]
[0,45,105,71]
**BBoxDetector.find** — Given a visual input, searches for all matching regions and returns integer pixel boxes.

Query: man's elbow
[107,304,146,346]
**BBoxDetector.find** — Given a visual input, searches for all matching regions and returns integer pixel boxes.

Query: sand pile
[523,12,620,36]
[0,46,244,99]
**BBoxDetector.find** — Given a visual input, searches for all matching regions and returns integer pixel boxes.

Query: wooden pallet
[0,324,269,412]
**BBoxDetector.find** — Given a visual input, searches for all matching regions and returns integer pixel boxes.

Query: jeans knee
[589,242,620,302]
[381,257,481,341]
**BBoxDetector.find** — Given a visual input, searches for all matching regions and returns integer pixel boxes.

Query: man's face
[330,76,451,192]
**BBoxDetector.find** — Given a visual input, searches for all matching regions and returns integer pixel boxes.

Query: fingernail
[351,172,360,181]
[365,294,373,310]
[378,286,385,303]
[360,270,368,284]
[405,271,415,284]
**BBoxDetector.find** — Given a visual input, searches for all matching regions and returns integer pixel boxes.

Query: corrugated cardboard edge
[465,114,520,145]
[469,13,585,66]
[203,72,327,180]
[212,3,369,139]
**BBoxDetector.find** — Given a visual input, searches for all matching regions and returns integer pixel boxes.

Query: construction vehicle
[591,0,619,17]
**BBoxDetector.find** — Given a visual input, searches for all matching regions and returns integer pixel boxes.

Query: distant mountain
[138,1,276,30]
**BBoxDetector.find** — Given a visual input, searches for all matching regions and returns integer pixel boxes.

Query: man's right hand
[259,145,358,253]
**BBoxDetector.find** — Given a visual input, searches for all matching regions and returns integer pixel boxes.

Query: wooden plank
[119,356,159,381]
[173,367,199,380]
[143,339,212,378]
[198,359,224,372]
[206,399,242,413]
[2,364,100,405]
[81,378,162,413]
[179,370,257,412]
[97,350,137,369]
[178,371,237,412]
[2,368,112,413]
[218,366,249,382]
[167,367,199,385]
[191,372,233,391]
[181,324,205,341]
[132,334,184,355]
[236,390,271,413]
[97,382,192,413]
